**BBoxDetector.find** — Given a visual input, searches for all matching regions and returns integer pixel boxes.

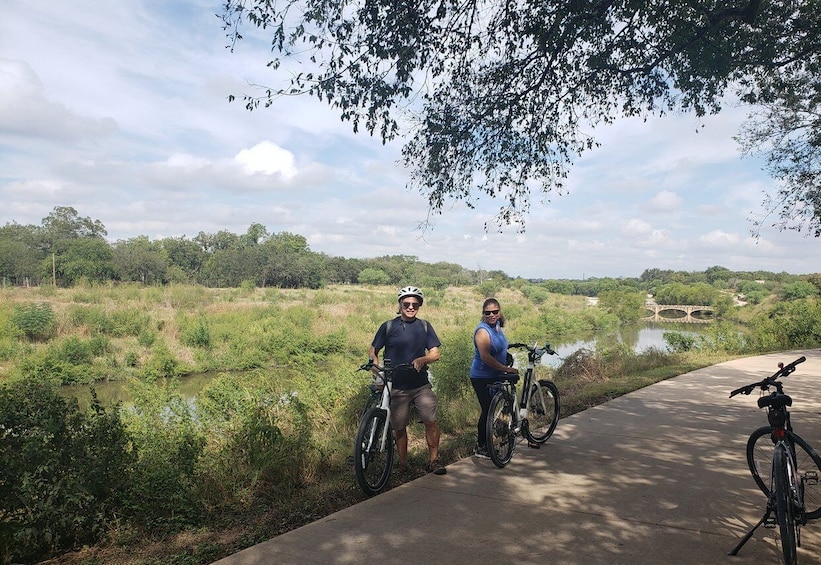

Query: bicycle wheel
[353,407,393,496]
[747,426,821,519]
[524,379,560,444]
[773,445,798,565]
[487,390,515,468]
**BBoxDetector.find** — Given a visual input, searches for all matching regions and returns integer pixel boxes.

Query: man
[369,286,446,475]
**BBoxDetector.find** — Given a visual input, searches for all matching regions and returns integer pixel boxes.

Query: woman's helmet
[397,285,424,305]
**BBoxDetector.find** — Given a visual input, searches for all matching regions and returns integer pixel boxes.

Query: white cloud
[644,190,683,213]
[235,141,298,178]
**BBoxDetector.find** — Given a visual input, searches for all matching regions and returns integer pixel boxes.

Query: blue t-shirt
[371,317,440,389]
[470,321,509,379]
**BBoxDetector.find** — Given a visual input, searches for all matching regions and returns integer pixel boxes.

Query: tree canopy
[221,0,820,231]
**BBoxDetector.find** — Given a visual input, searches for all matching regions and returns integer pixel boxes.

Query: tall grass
[3,284,821,563]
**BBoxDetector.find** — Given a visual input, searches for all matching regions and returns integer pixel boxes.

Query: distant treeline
[1,207,818,299]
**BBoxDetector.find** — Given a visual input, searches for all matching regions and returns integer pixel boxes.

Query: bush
[123,382,206,530]
[181,318,211,348]
[664,331,697,352]
[12,302,56,341]
[0,380,133,563]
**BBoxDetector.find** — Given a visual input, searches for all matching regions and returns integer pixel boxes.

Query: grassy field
[0,283,738,565]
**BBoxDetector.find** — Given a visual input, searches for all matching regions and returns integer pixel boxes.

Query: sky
[1,0,819,281]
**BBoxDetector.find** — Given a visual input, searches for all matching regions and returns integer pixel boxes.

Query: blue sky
[1,0,819,280]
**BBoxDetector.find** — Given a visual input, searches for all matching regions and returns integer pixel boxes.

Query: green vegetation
[1,279,820,564]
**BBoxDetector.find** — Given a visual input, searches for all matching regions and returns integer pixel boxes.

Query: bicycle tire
[353,407,393,496]
[487,390,515,468]
[524,379,560,444]
[774,445,798,565]
[747,426,821,520]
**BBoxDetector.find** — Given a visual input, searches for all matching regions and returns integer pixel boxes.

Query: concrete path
[213,350,821,565]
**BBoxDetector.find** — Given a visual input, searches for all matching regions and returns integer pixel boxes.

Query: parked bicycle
[486,342,560,468]
[728,356,821,563]
[352,359,410,496]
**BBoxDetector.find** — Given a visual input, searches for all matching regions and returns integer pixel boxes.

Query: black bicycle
[728,356,821,563]
[486,342,560,468]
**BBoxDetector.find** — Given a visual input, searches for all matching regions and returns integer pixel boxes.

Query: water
[541,322,709,367]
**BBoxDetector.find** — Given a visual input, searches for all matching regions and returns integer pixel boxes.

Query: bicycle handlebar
[508,342,558,357]
[728,356,806,398]
[357,359,415,373]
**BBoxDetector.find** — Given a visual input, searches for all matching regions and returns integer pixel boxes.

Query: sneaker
[427,459,447,475]
[473,445,490,459]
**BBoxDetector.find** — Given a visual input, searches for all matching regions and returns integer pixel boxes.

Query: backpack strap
[386,318,428,335]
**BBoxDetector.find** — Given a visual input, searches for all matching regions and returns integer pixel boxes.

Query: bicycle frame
[365,367,394,453]
[493,343,552,421]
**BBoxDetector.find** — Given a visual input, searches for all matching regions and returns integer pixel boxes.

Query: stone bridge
[643,303,714,323]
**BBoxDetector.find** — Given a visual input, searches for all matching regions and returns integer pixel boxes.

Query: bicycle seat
[758,393,792,409]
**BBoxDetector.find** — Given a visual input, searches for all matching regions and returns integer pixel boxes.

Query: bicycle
[352,358,411,497]
[485,342,560,468]
[728,356,821,563]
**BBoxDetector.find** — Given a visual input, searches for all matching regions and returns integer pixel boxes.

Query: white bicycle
[486,342,560,468]
[352,359,412,496]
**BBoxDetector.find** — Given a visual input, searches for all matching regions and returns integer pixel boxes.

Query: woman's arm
[475,328,518,375]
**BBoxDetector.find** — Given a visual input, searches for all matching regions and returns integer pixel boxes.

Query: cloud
[234,141,298,178]
[644,190,683,213]
[0,59,118,142]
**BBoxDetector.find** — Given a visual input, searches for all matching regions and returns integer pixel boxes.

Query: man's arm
[412,346,440,372]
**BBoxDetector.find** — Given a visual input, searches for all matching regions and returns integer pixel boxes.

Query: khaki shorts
[390,384,438,431]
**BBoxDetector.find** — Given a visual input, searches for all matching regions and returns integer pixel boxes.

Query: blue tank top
[470,321,509,379]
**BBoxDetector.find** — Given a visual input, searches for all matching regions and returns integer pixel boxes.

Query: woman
[469,298,518,458]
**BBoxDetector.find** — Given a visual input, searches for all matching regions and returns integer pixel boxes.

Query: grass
[1,284,742,564]
[44,353,736,565]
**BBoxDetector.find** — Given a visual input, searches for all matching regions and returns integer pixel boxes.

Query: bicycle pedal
[345,455,355,467]
[804,470,819,486]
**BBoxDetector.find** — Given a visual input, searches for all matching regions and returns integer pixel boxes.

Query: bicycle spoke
[487,391,515,468]
[353,407,393,496]
[524,380,559,444]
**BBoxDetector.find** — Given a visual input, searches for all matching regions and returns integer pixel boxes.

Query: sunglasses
[401,302,420,310]
[483,309,500,316]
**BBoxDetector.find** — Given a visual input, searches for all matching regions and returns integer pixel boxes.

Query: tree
[40,206,107,253]
[737,57,821,235]
[159,236,207,281]
[780,280,819,301]
[358,268,390,285]
[222,0,820,229]
[598,289,645,323]
[113,236,168,284]
[0,223,43,285]
[53,238,116,285]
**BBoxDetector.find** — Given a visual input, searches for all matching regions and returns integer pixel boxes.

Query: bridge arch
[643,303,714,323]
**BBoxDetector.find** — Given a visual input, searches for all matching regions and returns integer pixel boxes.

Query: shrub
[143,342,183,380]
[0,380,133,563]
[182,318,211,348]
[123,382,206,530]
[12,302,56,341]
[664,331,697,352]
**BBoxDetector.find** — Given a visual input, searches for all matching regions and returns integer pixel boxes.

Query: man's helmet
[397,285,424,305]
